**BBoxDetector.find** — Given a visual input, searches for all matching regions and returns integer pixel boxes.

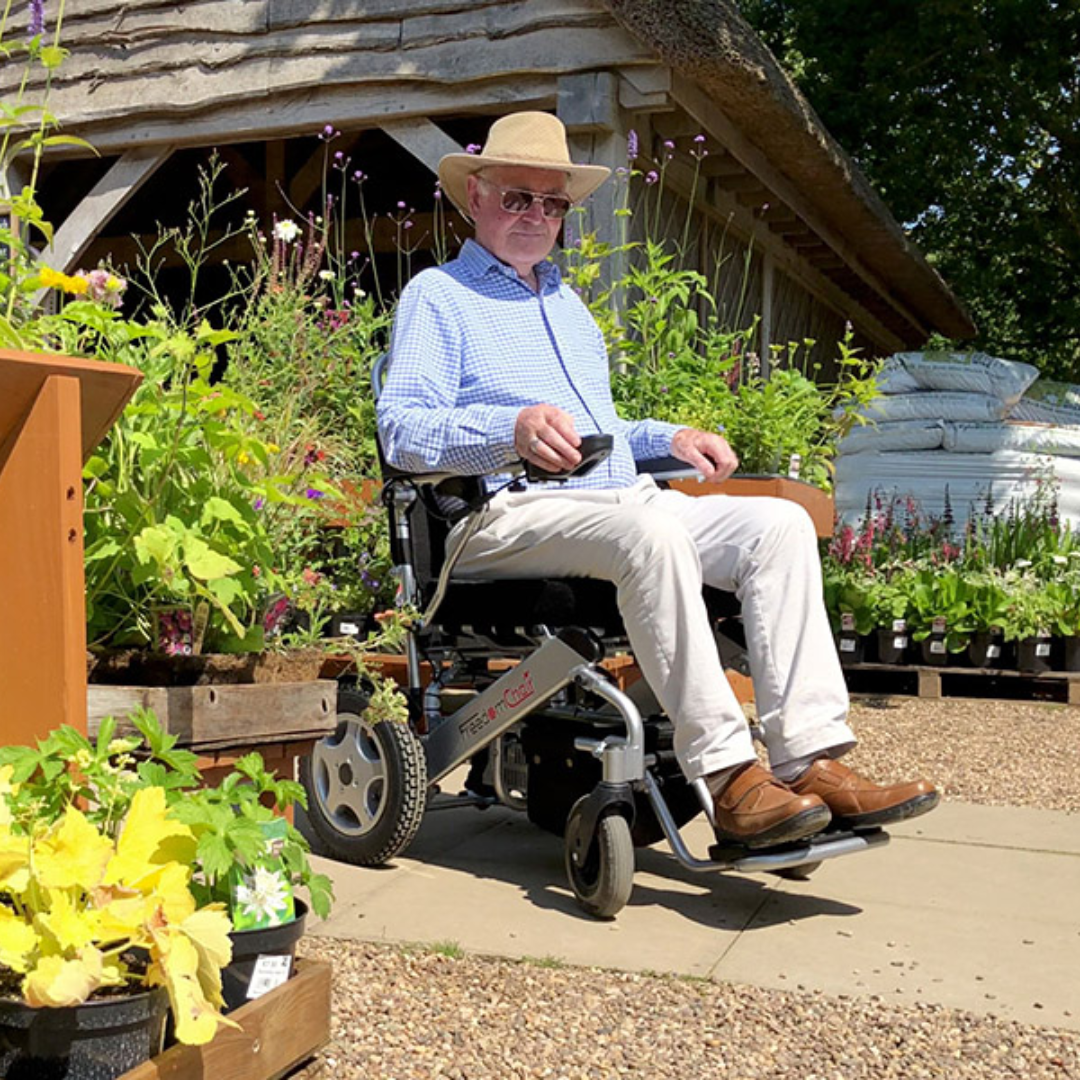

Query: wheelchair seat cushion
[433,577,623,634]
[431,577,739,636]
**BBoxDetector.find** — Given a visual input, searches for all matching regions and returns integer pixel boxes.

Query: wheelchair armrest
[636,455,703,482]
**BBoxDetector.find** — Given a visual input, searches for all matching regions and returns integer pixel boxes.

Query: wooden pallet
[118,958,331,1080]
[843,661,1080,705]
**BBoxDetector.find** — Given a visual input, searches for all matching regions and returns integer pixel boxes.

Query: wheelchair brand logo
[458,668,535,739]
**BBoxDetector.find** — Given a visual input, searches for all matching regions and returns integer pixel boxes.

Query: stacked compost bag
[835,351,1080,528]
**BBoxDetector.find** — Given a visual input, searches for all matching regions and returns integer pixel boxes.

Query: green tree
[738,0,1080,378]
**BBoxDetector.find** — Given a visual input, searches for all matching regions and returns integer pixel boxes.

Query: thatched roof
[604,0,975,340]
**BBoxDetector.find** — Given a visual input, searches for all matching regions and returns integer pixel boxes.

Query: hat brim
[438,152,611,218]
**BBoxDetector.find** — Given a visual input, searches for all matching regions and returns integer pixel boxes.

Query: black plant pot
[0,987,167,1080]
[920,633,951,667]
[1061,636,1080,672]
[222,898,308,1013]
[876,624,909,665]
[1017,634,1056,674]
[835,632,864,666]
[967,630,1011,670]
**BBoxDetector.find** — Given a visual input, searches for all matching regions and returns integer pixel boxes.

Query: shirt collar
[458,239,562,293]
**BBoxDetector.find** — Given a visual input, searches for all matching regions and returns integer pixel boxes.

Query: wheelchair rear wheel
[565,800,634,918]
[300,688,427,865]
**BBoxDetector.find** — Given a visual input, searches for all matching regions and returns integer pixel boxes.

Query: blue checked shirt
[377,239,684,490]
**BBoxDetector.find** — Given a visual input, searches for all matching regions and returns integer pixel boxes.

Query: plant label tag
[893,636,908,648]
[841,613,856,631]
[229,818,296,930]
[840,638,856,652]
[932,617,947,635]
[986,644,1001,659]
[930,640,946,654]
[247,954,292,1000]
[891,620,907,632]
[1036,643,1051,656]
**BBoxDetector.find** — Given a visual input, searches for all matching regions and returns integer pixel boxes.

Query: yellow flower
[39,265,89,295]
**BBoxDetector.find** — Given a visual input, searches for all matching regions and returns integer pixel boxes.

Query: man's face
[467,165,570,279]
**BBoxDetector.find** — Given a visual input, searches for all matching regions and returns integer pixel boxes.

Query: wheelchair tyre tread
[300,688,427,866]
[565,804,634,919]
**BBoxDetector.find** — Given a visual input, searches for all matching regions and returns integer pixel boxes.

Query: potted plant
[1002,570,1064,673]
[0,720,238,1078]
[963,569,1014,669]
[166,746,334,1011]
[0,709,334,1073]
[869,565,916,664]
[822,561,876,664]
[906,565,976,665]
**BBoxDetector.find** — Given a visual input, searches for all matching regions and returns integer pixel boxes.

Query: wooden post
[0,350,141,741]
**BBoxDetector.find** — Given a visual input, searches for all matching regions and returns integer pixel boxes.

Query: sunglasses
[478,178,574,220]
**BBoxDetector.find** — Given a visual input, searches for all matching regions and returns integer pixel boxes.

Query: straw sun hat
[438,112,611,217]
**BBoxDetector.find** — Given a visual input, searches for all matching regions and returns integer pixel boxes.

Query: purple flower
[27,0,45,37]
[466,143,482,154]
[253,497,265,511]
[305,487,325,500]
[645,170,659,185]
[627,129,639,161]
[693,134,705,143]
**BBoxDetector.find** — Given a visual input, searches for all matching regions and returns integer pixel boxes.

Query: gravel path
[288,695,1080,1079]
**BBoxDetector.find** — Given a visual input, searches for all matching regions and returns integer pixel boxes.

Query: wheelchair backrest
[371,353,484,604]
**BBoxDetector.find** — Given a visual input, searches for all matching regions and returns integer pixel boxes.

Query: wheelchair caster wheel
[300,688,427,865]
[772,860,822,881]
[564,800,634,919]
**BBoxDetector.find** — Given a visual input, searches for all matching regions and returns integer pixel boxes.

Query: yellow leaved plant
[0,781,236,1046]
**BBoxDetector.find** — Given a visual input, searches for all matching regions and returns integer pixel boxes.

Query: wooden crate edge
[117,958,331,1080]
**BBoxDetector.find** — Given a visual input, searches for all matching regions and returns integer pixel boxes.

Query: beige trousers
[450,475,855,781]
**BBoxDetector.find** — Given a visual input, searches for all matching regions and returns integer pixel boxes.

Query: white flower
[318,270,334,281]
[273,219,302,244]
[1015,558,1033,569]
[235,865,292,923]
[1053,554,1068,565]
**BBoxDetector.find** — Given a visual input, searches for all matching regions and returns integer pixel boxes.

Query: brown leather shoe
[709,763,831,848]
[789,759,939,829]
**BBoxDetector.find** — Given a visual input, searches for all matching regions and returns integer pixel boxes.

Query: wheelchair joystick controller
[524,432,614,483]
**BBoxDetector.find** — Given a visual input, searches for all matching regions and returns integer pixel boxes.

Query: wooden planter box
[118,958,331,1080]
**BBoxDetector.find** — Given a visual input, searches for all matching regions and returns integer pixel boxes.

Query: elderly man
[377,111,938,849]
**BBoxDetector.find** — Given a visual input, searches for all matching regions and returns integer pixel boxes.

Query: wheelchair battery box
[520,714,681,838]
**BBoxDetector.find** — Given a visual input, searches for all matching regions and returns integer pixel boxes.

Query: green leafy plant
[562,142,881,491]
[168,750,333,922]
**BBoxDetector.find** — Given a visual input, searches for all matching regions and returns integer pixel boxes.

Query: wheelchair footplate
[706,825,889,875]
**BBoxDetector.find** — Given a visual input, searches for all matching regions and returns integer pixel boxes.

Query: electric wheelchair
[299,362,888,918]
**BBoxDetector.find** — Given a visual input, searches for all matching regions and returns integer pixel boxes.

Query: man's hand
[515,405,582,471]
[670,427,739,482]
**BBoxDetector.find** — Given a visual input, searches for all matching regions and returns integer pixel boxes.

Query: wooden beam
[26,78,558,159]
[379,117,465,176]
[618,66,674,113]
[558,71,619,133]
[45,145,172,272]
[670,73,929,343]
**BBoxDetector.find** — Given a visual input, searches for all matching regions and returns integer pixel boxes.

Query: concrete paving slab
[306,797,1080,1032]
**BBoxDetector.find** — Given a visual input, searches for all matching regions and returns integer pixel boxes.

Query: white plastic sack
[943,421,1080,457]
[1010,379,1080,424]
[874,357,920,395]
[888,350,1039,405]
[834,449,1080,530]
[854,390,1009,424]
[837,419,945,454]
